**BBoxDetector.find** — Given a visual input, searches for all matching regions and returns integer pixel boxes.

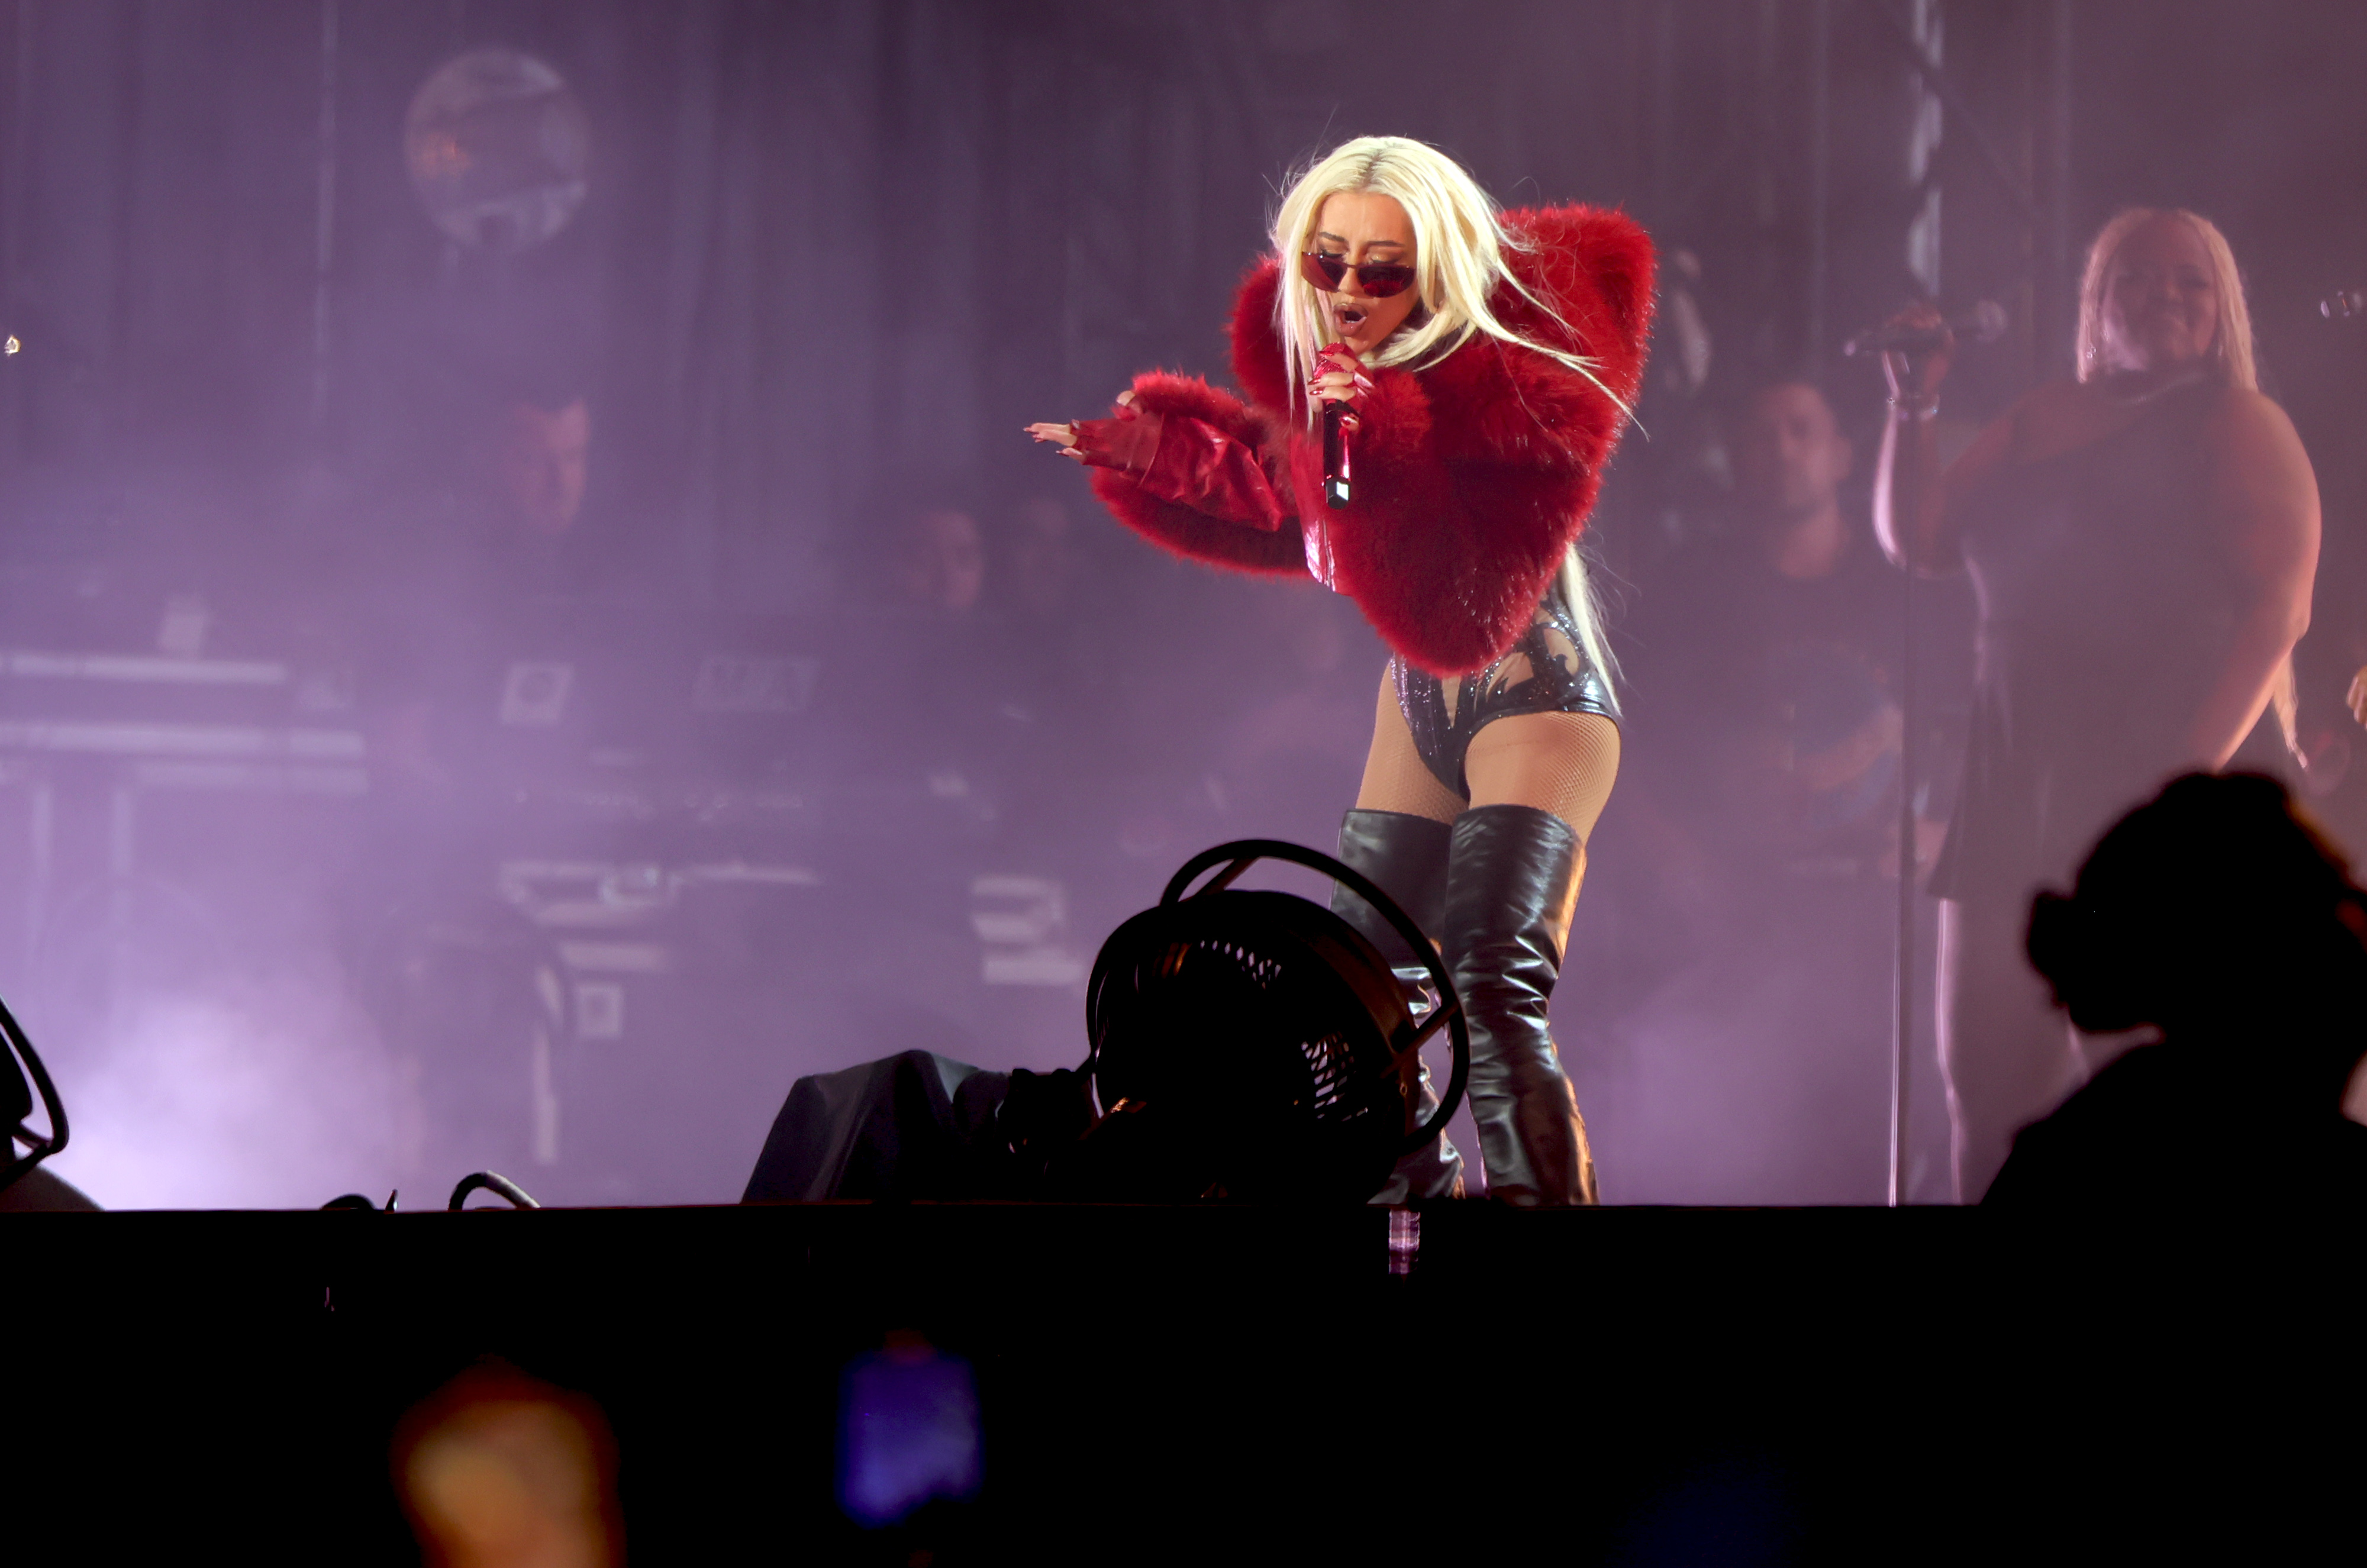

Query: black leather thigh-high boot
[1331,809,1452,962]
[1330,809,1463,1202]
[1444,803,1596,1206]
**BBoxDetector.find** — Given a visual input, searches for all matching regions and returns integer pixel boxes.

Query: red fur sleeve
[1081,371,1307,579]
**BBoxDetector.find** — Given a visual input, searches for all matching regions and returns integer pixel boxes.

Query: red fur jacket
[1076,205,1653,676]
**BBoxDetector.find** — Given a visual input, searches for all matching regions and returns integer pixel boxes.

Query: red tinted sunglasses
[1298,250,1417,299]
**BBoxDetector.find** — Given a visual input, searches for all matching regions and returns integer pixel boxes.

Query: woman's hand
[1023,420,1082,460]
[1025,391,1134,461]
[1308,345,1372,414]
[1878,302,1955,406]
[1872,301,1978,575]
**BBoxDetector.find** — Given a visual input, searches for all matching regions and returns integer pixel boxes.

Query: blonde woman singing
[1028,136,1653,1205]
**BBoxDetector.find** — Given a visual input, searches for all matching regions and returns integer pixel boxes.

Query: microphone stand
[1891,544,1916,1206]
[1866,321,2000,1209]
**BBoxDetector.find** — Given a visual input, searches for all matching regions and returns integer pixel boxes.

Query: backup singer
[1027,137,1652,1204]
[1876,208,2320,1200]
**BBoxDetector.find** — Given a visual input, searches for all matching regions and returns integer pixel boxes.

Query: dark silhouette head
[2027,773,2367,1066]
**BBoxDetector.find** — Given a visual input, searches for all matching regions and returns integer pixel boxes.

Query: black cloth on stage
[743,1050,1096,1202]
[744,1050,1002,1202]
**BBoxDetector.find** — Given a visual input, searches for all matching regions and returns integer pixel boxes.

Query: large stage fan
[2,992,68,1195]
[1066,840,1469,1202]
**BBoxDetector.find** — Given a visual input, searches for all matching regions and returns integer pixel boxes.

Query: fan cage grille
[1140,935,1392,1128]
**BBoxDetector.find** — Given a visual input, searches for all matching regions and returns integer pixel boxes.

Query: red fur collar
[1212,204,1655,674]
[1225,204,1654,448]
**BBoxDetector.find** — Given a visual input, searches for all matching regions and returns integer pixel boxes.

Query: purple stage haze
[6,0,2366,1208]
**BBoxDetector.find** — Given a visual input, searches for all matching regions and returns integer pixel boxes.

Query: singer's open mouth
[1337,305,1367,330]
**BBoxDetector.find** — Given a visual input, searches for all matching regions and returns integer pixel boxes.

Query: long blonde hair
[1270,136,1623,693]
[2075,207,2256,392]
[2076,207,2295,756]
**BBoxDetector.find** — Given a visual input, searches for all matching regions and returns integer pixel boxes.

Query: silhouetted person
[1985,773,2367,1205]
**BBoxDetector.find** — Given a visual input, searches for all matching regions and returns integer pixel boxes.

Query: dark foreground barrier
[4,1204,2357,1563]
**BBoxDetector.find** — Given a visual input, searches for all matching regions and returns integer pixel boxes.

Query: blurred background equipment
[404,47,590,254]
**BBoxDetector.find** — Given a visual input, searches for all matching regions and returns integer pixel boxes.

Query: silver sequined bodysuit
[1391,583,1618,799]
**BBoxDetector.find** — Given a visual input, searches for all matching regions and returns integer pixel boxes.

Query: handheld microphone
[1323,402,1352,509]
[1843,299,2008,358]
